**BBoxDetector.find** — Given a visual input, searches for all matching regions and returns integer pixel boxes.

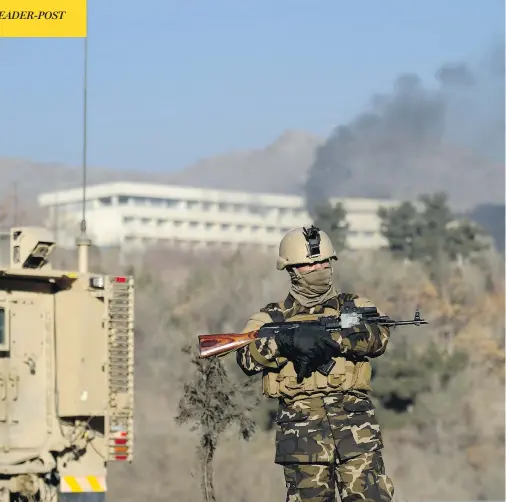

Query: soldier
[236,226,394,502]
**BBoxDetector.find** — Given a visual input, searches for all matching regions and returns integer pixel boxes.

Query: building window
[363,231,375,238]
[205,223,214,230]
[99,197,112,206]
[149,197,165,207]
[266,227,275,233]
[118,195,130,205]
[141,218,151,225]
[251,226,259,233]
[123,216,134,224]
[189,222,199,228]
[132,196,148,205]
[187,201,199,210]
[221,224,230,231]
[166,199,179,208]
[156,219,166,226]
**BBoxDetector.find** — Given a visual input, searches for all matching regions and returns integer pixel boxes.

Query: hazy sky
[0,0,503,172]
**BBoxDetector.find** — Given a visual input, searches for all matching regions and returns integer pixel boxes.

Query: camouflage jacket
[236,292,389,464]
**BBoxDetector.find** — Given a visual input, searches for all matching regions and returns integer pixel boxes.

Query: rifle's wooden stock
[198,331,259,358]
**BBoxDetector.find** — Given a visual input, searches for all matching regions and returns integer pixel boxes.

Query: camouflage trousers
[283,450,393,502]
[274,391,394,502]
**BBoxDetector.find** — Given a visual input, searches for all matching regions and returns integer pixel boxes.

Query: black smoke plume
[305,44,505,212]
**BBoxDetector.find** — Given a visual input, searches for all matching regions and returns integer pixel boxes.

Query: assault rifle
[198,305,429,376]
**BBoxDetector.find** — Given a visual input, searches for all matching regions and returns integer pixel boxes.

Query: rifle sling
[249,340,279,369]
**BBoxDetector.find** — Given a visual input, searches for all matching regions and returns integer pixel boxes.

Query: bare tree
[176,343,257,502]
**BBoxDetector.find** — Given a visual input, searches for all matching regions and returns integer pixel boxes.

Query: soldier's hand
[275,324,340,363]
[293,324,341,360]
[293,356,312,383]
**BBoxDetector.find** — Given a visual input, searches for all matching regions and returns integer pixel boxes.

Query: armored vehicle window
[0,308,4,345]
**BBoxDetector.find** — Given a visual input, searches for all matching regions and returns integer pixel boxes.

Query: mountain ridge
[0,129,502,225]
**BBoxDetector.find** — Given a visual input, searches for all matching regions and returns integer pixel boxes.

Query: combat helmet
[276,225,338,271]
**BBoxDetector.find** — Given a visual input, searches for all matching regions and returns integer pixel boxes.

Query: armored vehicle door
[0,293,53,452]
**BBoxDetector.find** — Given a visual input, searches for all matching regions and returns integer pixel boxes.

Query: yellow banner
[0,0,86,37]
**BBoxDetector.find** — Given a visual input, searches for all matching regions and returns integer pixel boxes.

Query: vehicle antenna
[77,34,91,273]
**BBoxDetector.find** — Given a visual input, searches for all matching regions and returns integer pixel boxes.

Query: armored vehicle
[0,227,134,501]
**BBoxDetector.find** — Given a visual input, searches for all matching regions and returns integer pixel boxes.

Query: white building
[37,182,399,252]
[0,231,9,268]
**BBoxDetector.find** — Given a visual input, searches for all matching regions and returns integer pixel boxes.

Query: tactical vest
[261,293,373,401]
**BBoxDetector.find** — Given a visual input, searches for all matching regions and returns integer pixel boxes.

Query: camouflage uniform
[237,293,394,502]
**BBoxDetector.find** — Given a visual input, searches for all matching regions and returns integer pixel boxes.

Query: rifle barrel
[385,320,429,326]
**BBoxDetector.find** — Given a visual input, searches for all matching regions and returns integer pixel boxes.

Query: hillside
[85,244,504,502]
[0,129,503,223]
[164,129,322,194]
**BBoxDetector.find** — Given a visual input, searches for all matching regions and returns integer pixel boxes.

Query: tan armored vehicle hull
[0,227,134,501]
